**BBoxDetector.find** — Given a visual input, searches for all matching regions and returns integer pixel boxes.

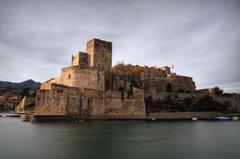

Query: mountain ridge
[0,79,41,91]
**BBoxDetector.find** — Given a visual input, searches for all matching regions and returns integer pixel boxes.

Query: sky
[0,0,239,92]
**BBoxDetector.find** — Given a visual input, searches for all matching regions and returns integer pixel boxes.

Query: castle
[35,38,198,117]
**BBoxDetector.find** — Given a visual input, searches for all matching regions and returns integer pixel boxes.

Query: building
[0,95,21,111]
[35,38,240,117]
[112,63,196,98]
[35,39,145,117]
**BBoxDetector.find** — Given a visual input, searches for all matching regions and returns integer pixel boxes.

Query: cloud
[0,0,239,92]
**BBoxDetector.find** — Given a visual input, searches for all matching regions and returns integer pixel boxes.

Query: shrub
[145,95,230,113]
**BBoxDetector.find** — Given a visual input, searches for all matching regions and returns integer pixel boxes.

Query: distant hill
[0,79,41,96]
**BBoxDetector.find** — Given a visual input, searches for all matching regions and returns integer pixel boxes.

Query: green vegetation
[22,87,30,96]
[145,95,231,113]
[192,96,229,111]
[214,87,223,95]
[21,87,37,98]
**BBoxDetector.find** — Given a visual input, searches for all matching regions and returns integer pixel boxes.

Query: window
[68,75,71,79]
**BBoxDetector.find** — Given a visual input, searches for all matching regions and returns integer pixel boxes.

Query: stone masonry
[35,38,240,117]
[35,38,145,117]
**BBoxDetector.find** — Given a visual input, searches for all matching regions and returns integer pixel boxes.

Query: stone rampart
[35,83,146,117]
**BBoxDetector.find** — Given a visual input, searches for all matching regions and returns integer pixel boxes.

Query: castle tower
[86,38,112,72]
[71,52,89,68]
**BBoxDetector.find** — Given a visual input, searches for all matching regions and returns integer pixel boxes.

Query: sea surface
[0,117,240,159]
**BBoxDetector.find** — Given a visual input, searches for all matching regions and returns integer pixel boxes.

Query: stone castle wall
[214,94,240,112]
[36,84,96,115]
[100,88,145,116]
[87,39,112,72]
[113,64,196,93]
[166,75,195,92]
[233,94,240,112]
[71,52,89,67]
[60,67,105,91]
[40,78,60,90]
[35,83,145,117]
[143,75,195,97]
[36,38,239,118]
[41,67,105,91]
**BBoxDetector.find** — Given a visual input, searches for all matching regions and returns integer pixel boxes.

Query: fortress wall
[122,88,146,116]
[35,84,81,115]
[66,94,81,115]
[233,94,240,112]
[35,89,67,115]
[143,75,195,96]
[167,76,195,92]
[144,79,168,95]
[146,92,192,101]
[71,52,89,67]
[156,79,168,92]
[112,75,126,91]
[149,92,214,101]
[101,96,123,116]
[94,91,120,116]
[215,96,233,107]
[34,38,239,117]
[143,68,167,79]
[71,53,80,66]
[40,77,61,90]
[40,67,105,91]
[36,83,146,117]
[35,84,98,116]
[91,88,146,117]
[214,94,240,112]
[144,80,157,97]
[40,82,50,90]
[87,39,112,72]
[59,67,105,90]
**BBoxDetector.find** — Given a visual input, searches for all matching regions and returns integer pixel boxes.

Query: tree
[30,91,37,97]
[192,95,223,111]
[214,87,223,95]
[22,87,30,97]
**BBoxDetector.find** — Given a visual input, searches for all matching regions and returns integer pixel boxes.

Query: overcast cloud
[0,0,239,92]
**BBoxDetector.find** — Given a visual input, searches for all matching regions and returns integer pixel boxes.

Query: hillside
[0,79,41,96]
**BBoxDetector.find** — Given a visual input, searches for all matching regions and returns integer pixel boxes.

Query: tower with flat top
[86,38,112,73]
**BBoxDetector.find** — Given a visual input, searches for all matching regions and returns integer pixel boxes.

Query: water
[0,118,240,159]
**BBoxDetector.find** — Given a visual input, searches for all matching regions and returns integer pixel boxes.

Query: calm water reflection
[0,118,240,159]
